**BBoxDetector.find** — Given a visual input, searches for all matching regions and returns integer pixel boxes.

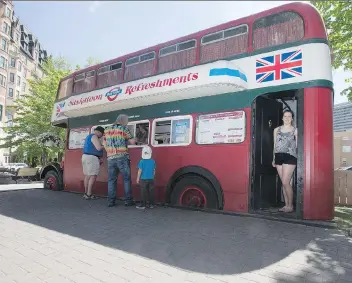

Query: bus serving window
[200,25,248,63]
[126,120,150,147]
[253,11,304,50]
[153,116,192,146]
[196,111,245,144]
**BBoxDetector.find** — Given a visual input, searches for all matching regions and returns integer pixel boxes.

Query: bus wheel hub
[47,177,56,190]
[179,187,206,208]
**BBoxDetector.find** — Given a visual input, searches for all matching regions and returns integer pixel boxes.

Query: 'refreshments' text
[125,73,199,95]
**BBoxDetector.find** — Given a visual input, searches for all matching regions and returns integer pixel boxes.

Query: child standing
[136,146,156,209]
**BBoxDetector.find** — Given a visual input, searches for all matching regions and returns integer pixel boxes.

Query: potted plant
[37,133,63,148]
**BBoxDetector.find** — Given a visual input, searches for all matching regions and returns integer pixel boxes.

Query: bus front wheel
[171,176,218,209]
[44,170,61,191]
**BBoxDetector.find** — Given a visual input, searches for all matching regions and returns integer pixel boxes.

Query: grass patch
[335,206,352,234]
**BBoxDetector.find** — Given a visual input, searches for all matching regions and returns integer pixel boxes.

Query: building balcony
[8,47,19,58]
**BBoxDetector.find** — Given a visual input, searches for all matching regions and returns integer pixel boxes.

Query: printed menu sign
[69,128,91,149]
[197,111,245,144]
[171,119,191,144]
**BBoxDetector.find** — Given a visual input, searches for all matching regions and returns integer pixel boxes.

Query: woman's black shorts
[274,153,297,165]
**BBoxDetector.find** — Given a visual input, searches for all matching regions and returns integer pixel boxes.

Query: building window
[8,88,13,98]
[6,113,13,127]
[9,73,14,83]
[1,39,7,51]
[15,33,19,43]
[0,74,6,87]
[0,56,7,69]
[21,82,26,92]
[10,58,15,68]
[16,90,19,98]
[6,7,11,18]
[18,61,21,72]
[17,75,20,86]
[1,22,10,36]
[23,68,27,78]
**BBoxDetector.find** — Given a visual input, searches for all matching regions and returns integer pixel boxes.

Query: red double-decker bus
[42,2,334,220]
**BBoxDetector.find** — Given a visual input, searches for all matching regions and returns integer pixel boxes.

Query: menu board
[69,127,91,149]
[196,111,245,144]
[171,119,191,144]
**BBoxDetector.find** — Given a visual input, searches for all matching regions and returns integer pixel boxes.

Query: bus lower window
[135,122,149,145]
[153,117,192,146]
[127,122,150,146]
[154,120,171,145]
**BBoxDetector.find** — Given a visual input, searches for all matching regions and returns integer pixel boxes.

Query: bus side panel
[63,150,84,193]
[62,108,251,213]
[303,87,334,220]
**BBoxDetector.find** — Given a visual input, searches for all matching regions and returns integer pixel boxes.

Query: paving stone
[0,189,351,283]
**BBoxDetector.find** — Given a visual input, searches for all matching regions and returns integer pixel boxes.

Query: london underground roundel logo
[105,87,122,102]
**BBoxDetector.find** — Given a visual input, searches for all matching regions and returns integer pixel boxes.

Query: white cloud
[88,1,103,13]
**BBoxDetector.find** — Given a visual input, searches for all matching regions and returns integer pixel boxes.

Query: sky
[14,1,350,104]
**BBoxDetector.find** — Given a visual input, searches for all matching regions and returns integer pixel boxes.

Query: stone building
[0,0,47,165]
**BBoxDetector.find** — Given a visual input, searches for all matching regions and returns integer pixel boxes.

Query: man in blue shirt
[136,146,156,209]
[82,126,105,200]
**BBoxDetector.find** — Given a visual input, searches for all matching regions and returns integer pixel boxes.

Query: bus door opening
[251,90,300,218]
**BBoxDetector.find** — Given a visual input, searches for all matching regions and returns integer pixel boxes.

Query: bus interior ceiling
[251,90,299,218]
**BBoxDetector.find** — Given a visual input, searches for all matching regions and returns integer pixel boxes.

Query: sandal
[278,206,287,212]
[88,195,98,200]
[83,193,98,200]
[284,206,294,213]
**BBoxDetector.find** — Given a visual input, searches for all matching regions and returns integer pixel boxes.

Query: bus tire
[171,175,218,209]
[44,170,61,191]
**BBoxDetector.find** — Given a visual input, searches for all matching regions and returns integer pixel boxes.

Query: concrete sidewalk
[0,182,43,192]
[0,189,351,283]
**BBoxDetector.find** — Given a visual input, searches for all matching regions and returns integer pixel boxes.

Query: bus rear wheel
[171,176,218,209]
[44,170,60,191]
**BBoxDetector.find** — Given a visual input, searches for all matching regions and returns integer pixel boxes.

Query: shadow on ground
[0,189,351,282]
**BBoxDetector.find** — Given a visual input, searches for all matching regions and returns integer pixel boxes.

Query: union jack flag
[256,50,302,83]
[56,102,65,117]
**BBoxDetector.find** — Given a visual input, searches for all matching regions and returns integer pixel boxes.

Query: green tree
[0,56,101,164]
[311,1,352,99]
[0,57,72,164]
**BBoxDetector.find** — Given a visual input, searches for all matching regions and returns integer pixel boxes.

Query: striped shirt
[103,124,134,159]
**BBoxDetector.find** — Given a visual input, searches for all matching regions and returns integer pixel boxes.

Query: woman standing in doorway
[272,110,297,213]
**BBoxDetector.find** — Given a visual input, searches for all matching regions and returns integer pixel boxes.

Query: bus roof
[52,1,331,124]
[61,2,324,82]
